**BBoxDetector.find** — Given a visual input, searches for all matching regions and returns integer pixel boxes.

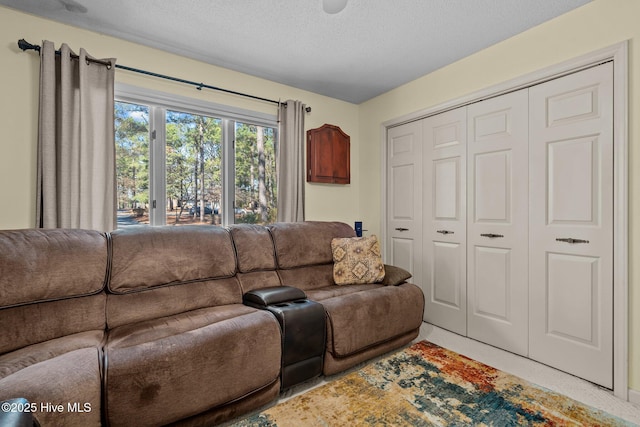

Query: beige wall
[358,0,639,392]
[0,6,360,230]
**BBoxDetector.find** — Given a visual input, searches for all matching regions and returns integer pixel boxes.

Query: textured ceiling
[2,0,591,104]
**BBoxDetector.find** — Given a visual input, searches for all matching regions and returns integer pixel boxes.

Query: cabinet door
[307,124,350,184]
[467,89,529,356]
[423,107,467,333]
[529,63,613,388]
[387,121,422,296]
[331,134,350,183]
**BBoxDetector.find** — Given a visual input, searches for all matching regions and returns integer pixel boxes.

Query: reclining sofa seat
[268,222,424,375]
[0,229,108,427]
[230,221,425,376]
[104,226,282,427]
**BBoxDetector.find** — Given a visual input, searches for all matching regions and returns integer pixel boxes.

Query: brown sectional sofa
[0,221,424,426]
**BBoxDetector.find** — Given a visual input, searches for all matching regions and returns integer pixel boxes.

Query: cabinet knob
[481,233,504,238]
[395,227,409,232]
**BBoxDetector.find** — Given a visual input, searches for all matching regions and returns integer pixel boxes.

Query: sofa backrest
[0,222,357,339]
[106,225,242,328]
[228,224,281,293]
[0,229,108,355]
[268,221,355,291]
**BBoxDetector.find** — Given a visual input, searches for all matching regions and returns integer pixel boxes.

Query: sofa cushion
[0,346,103,427]
[0,229,107,308]
[228,224,276,272]
[0,294,106,355]
[268,221,355,269]
[321,283,424,358]
[106,277,242,329]
[109,225,236,294]
[304,283,381,302]
[277,264,336,291]
[228,224,282,293]
[331,235,385,285]
[380,264,412,286]
[0,331,104,379]
[106,304,258,348]
[105,306,281,427]
[236,270,282,293]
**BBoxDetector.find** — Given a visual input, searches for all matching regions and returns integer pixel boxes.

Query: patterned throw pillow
[331,235,385,285]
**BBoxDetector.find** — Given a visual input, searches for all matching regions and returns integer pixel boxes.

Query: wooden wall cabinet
[306,124,350,184]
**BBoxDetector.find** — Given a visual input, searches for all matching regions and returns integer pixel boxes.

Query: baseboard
[629,388,640,407]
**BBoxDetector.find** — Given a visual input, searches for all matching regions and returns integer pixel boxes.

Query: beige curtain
[277,100,306,222]
[36,40,117,232]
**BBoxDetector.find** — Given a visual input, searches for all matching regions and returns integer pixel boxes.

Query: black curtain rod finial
[18,38,40,52]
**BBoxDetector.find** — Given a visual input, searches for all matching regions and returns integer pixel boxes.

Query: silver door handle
[437,230,454,235]
[481,233,504,238]
[556,238,589,244]
[395,227,409,232]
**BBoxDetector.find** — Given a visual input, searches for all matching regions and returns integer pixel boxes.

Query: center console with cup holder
[243,286,326,390]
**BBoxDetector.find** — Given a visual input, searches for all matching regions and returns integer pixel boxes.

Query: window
[115,102,150,221]
[115,86,278,227]
[234,122,278,224]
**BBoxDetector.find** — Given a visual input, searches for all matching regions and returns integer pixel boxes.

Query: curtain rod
[17,39,311,112]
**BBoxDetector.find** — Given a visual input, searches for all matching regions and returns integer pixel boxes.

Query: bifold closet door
[528,62,613,388]
[423,107,467,334]
[387,121,423,294]
[466,89,529,356]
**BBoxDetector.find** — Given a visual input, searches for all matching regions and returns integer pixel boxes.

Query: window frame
[115,83,278,226]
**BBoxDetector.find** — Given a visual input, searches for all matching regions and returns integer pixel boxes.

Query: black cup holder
[274,303,290,307]
[293,300,308,304]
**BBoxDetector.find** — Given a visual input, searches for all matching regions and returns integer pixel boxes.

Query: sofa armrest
[243,286,307,307]
[380,264,412,286]
[0,398,38,427]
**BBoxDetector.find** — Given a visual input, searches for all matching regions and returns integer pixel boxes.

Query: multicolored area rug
[231,341,634,426]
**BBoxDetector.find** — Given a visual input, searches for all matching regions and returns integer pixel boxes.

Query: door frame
[380,41,628,400]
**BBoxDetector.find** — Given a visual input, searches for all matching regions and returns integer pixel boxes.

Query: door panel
[529,62,613,388]
[432,241,463,308]
[467,89,529,356]
[548,137,599,224]
[423,107,467,332]
[473,246,511,321]
[392,164,415,219]
[391,237,414,276]
[546,84,599,126]
[473,108,512,140]
[546,253,599,344]
[434,158,460,220]
[474,150,511,222]
[387,121,423,291]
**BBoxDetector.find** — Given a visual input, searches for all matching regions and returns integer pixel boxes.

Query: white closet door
[467,89,529,356]
[423,107,467,333]
[529,63,613,388]
[387,121,423,293]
